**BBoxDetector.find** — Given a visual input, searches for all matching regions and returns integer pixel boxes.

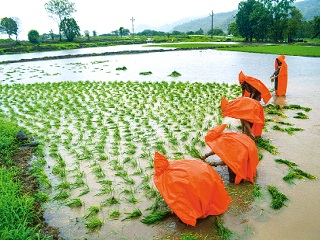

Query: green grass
[0,168,44,239]
[155,43,320,57]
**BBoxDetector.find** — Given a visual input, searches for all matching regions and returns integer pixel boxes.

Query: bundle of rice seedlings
[267,185,288,210]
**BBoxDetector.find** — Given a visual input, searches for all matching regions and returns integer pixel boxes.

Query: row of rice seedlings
[0,80,241,228]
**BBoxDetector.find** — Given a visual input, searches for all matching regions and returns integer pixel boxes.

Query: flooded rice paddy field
[0,49,320,239]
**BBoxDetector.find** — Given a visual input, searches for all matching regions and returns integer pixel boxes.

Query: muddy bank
[0,48,178,65]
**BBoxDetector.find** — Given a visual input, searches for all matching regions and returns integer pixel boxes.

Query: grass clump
[139,71,152,75]
[267,185,288,210]
[116,66,127,71]
[0,168,43,239]
[168,70,181,77]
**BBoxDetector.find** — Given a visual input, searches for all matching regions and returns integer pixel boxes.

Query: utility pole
[209,10,214,40]
[130,17,135,37]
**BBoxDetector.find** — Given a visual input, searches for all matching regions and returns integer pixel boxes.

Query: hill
[171,10,237,33]
[167,0,319,33]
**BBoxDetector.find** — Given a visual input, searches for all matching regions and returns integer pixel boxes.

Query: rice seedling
[215,216,234,240]
[139,71,152,75]
[184,144,202,159]
[65,198,84,207]
[101,196,120,207]
[293,112,309,119]
[85,216,103,230]
[121,208,142,221]
[126,194,139,204]
[252,184,262,199]
[267,185,288,210]
[282,104,312,112]
[53,190,71,201]
[283,168,317,184]
[140,210,172,225]
[84,206,101,219]
[271,125,304,135]
[275,159,297,168]
[109,210,121,219]
[255,137,278,155]
[79,186,90,196]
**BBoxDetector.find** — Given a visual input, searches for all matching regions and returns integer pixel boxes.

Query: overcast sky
[0,0,302,40]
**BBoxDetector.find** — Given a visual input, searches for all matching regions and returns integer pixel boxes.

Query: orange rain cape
[153,152,231,226]
[221,96,264,136]
[275,55,288,96]
[204,124,259,184]
[238,71,272,104]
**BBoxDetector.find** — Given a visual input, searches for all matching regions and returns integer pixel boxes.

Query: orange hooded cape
[204,124,259,184]
[153,152,231,226]
[275,55,288,96]
[238,71,272,104]
[221,96,264,136]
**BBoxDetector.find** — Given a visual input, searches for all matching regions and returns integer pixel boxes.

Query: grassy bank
[0,116,57,239]
[153,43,320,57]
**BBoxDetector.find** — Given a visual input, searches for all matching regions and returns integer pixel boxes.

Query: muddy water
[1,50,320,239]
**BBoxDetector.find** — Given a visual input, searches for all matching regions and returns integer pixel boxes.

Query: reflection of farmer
[221,96,264,139]
[201,124,259,184]
[270,55,288,96]
[239,71,272,104]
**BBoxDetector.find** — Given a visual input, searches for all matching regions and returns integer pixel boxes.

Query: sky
[0,0,301,40]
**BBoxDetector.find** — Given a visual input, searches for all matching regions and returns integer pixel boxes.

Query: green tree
[228,21,239,36]
[119,27,124,38]
[60,17,80,41]
[310,16,320,38]
[235,0,256,42]
[207,28,224,36]
[286,7,304,42]
[261,0,294,42]
[44,0,77,41]
[0,17,18,39]
[250,1,273,41]
[28,29,40,44]
[84,30,90,40]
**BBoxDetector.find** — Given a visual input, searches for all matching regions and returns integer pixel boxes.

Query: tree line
[0,0,319,44]
[229,0,320,42]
